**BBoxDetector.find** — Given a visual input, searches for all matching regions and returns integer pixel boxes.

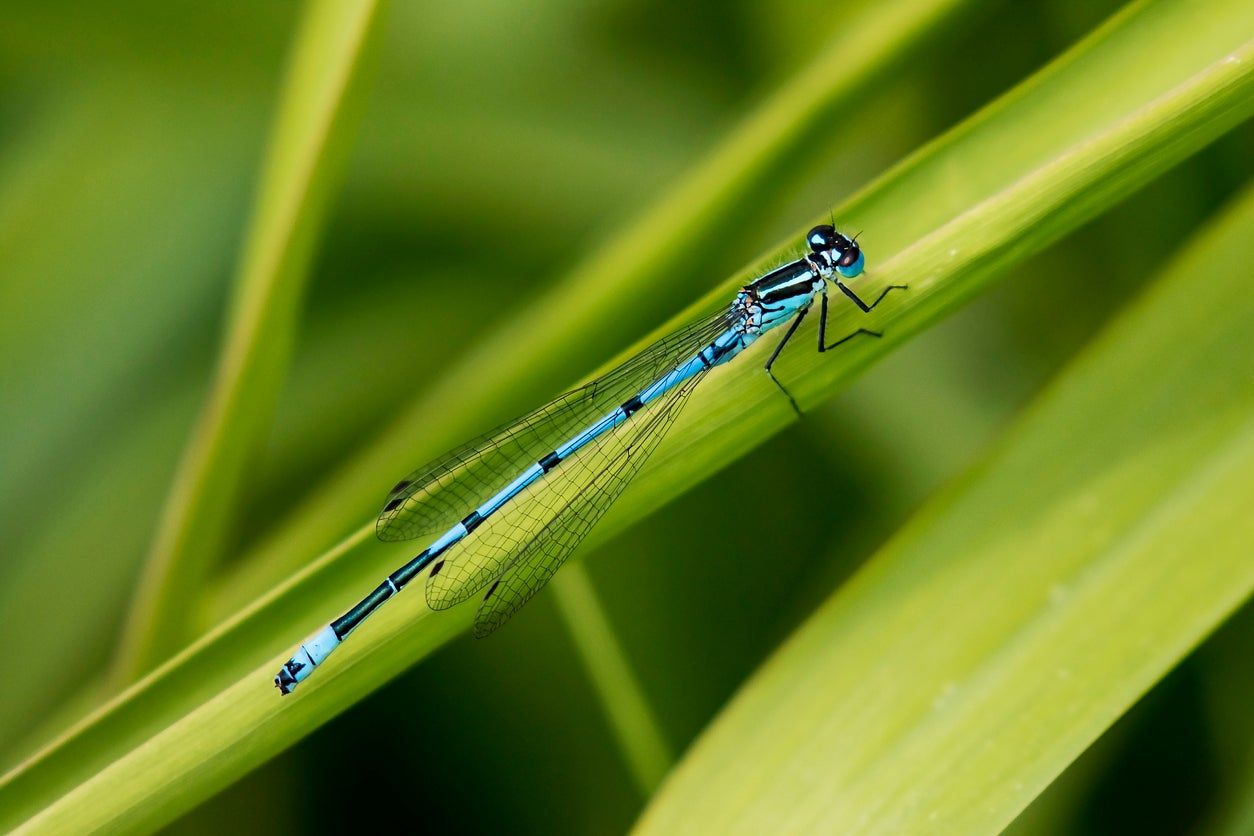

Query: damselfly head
[807,225,865,279]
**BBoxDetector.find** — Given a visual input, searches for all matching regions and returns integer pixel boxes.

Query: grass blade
[113,0,385,680]
[551,564,674,796]
[633,176,1254,836]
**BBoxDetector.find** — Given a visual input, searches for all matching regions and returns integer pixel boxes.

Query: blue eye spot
[836,250,864,278]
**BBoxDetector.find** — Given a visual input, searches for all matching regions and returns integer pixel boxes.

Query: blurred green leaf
[0,83,261,757]
[1,0,1251,831]
[551,564,674,796]
[1197,603,1254,835]
[633,177,1254,835]
[112,0,386,680]
[0,87,259,545]
[1211,772,1254,836]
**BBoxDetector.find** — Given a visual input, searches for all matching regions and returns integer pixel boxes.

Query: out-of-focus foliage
[0,0,1249,833]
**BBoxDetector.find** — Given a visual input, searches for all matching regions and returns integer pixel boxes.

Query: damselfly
[275,225,904,694]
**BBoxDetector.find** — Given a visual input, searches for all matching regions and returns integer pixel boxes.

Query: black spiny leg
[819,285,907,352]
[835,281,908,313]
[764,306,809,417]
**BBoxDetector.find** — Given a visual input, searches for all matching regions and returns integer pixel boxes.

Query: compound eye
[806,225,837,252]
[836,248,865,278]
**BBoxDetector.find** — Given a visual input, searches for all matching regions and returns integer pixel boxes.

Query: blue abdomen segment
[551,325,744,461]
[275,625,340,694]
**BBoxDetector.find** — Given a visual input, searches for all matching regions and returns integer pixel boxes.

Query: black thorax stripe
[754,259,818,304]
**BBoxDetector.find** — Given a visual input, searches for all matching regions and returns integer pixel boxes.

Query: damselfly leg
[761,281,910,415]
[763,305,810,416]
[818,284,908,353]
[833,281,909,314]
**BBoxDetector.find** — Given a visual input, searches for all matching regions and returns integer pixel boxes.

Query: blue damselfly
[276,225,904,694]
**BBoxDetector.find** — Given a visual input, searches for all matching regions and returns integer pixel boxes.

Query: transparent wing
[469,369,706,637]
[376,306,734,541]
[422,348,710,610]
